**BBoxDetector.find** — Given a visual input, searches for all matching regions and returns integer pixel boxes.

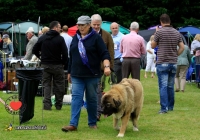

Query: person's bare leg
[151,72,155,78]
[144,71,147,78]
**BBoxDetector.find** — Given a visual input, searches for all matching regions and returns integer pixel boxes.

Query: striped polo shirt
[154,26,182,64]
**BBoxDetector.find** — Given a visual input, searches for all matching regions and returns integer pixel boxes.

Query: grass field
[0,70,200,140]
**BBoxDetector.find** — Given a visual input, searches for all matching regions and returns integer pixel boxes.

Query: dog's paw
[133,126,139,131]
[117,133,124,137]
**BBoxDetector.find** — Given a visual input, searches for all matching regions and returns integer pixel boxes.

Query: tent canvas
[68,25,77,36]
[101,21,130,34]
[7,21,43,34]
[177,26,200,46]
[138,29,156,42]
[0,22,13,30]
[178,26,200,37]
[6,21,43,56]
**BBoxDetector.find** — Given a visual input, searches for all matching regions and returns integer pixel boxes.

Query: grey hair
[91,14,102,22]
[130,22,139,30]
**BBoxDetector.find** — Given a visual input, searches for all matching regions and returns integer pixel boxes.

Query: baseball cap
[76,16,91,24]
[2,34,9,39]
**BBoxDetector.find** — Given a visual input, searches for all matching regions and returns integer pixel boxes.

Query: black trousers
[114,58,122,83]
[41,64,65,109]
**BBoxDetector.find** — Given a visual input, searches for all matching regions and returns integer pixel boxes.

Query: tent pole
[18,24,21,56]
[188,32,189,48]
[38,16,40,36]
[11,23,14,57]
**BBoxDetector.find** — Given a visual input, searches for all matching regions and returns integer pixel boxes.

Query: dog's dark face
[101,94,121,117]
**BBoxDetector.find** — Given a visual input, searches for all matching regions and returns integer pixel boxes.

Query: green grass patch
[0,70,199,140]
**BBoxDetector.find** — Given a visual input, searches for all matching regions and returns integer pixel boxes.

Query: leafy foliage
[0,0,199,29]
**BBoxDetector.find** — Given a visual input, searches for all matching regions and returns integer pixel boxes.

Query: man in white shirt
[110,22,124,83]
[61,25,72,70]
[61,25,72,58]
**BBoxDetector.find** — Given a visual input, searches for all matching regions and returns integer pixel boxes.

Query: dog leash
[101,69,117,90]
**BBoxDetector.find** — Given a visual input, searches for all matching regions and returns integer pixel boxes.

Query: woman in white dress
[144,35,156,78]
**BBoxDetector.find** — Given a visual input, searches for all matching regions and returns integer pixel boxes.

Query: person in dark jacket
[90,14,114,121]
[32,21,68,110]
[61,15,111,132]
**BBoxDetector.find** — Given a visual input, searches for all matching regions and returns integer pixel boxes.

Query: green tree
[0,0,200,29]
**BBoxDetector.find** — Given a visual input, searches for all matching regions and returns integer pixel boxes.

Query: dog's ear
[113,98,121,108]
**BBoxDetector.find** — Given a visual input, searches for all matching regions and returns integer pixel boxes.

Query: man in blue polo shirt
[110,22,124,83]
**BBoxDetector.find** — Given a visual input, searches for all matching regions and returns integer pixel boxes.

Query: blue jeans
[156,63,177,112]
[69,76,99,127]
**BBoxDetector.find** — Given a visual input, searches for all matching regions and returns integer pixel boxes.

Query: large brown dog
[101,78,144,137]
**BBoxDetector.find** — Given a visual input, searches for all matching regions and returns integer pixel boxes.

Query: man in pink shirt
[120,21,146,80]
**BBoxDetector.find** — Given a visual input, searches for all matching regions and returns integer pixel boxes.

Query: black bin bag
[16,68,43,124]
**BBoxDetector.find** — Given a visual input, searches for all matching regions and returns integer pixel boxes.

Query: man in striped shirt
[151,14,184,114]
